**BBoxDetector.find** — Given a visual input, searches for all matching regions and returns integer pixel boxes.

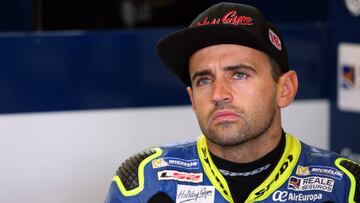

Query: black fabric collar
[208,130,286,203]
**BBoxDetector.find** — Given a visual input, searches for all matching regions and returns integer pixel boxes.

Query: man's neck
[206,127,283,163]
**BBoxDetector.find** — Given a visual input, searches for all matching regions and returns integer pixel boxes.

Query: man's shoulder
[160,138,198,156]
[298,140,360,202]
[114,139,199,191]
[118,138,198,170]
[299,140,342,162]
[105,138,200,202]
[114,148,162,194]
[299,140,359,167]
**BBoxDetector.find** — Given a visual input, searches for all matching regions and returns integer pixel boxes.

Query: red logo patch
[195,10,253,26]
[157,170,203,183]
[268,29,282,51]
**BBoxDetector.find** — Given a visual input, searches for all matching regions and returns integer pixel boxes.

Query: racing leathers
[105,133,360,203]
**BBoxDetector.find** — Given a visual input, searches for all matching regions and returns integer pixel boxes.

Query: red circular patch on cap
[268,29,282,51]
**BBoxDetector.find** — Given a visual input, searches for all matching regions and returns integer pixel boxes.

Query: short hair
[268,56,283,82]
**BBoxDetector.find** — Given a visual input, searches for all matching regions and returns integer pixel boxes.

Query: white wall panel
[0,100,329,203]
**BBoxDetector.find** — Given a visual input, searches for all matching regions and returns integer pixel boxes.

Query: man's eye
[233,72,248,80]
[197,78,211,86]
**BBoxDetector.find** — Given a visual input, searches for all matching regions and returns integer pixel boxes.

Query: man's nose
[211,80,232,104]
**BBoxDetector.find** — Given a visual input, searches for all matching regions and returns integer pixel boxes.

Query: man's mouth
[210,110,240,124]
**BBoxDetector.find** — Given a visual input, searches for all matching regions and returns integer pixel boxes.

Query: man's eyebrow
[190,64,256,81]
[191,69,212,81]
[224,64,256,73]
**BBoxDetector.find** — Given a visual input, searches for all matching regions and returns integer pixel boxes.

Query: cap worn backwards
[156,2,289,85]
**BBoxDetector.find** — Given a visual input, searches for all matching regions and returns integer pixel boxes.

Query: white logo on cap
[269,29,282,51]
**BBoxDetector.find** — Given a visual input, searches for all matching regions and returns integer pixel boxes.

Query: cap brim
[156,25,270,85]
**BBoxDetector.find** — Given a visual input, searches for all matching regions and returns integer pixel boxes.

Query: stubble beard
[198,100,277,147]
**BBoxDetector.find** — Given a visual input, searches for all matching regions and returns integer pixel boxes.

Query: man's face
[187,44,280,146]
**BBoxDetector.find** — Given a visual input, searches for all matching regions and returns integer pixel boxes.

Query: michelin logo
[296,165,343,180]
[272,191,323,202]
[152,157,199,169]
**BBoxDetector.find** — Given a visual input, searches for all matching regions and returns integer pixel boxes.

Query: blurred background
[0,0,359,202]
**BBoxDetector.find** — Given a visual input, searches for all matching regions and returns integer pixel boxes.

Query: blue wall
[0,30,190,113]
[328,0,360,154]
[0,25,327,114]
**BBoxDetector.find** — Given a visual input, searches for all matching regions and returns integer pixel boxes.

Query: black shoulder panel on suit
[339,159,360,202]
[116,148,157,191]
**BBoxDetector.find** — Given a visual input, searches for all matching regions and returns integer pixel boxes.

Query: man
[105,2,360,203]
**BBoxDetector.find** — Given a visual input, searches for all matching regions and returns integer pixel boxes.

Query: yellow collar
[196,133,301,203]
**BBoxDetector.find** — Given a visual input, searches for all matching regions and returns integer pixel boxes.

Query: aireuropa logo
[158,170,203,183]
[272,191,323,202]
[152,157,199,169]
[287,176,334,193]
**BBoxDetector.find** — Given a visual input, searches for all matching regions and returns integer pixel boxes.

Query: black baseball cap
[156,2,289,85]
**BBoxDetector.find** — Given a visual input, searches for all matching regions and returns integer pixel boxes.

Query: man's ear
[187,87,196,113]
[277,70,298,108]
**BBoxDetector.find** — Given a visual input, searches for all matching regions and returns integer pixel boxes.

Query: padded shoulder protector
[336,158,360,202]
[116,148,157,191]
